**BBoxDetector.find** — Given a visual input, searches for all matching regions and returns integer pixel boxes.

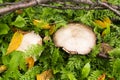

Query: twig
[39,4,107,10]
[0,0,120,17]
[97,0,120,16]
[65,0,94,5]
[0,2,18,6]
[0,0,50,15]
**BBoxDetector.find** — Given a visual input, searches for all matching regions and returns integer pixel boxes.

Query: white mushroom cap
[53,23,96,55]
[17,31,42,52]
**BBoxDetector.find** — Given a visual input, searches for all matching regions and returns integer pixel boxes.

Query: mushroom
[53,23,96,55]
[17,31,42,52]
[17,31,42,61]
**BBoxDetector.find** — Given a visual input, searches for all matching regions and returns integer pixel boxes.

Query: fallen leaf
[94,17,111,29]
[26,57,34,69]
[102,29,107,37]
[94,17,111,36]
[15,9,23,14]
[98,73,106,80]
[33,19,42,26]
[33,19,51,29]
[104,17,111,25]
[109,78,115,80]
[94,20,106,28]
[36,69,53,80]
[0,65,7,73]
[49,25,56,35]
[6,31,23,54]
[101,26,110,36]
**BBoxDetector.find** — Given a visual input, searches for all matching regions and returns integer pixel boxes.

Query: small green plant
[0,1,120,80]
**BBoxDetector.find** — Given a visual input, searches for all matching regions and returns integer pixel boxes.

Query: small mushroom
[98,43,113,58]
[53,23,96,55]
[17,31,42,52]
[17,31,42,62]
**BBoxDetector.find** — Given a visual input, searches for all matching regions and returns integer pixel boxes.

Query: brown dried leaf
[15,9,23,14]
[26,57,34,69]
[109,78,115,80]
[6,31,23,55]
[98,73,106,80]
[36,69,53,80]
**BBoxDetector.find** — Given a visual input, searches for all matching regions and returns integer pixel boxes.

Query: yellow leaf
[43,24,51,29]
[101,26,110,36]
[33,19,50,29]
[94,20,106,28]
[49,25,56,35]
[103,17,111,27]
[104,17,111,24]
[26,57,34,69]
[33,19,42,26]
[98,73,106,80]
[102,30,107,37]
[6,31,23,55]
[94,17,111,29]
[0,65,7,73]
[36,69,53,80]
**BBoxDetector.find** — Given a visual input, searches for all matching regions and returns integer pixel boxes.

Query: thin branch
[0,0,120,17]
[39,4,107,10]
[97,0,120,16]
[64,0,94,5]
[0,0,50,15]
[0,2,19,6]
